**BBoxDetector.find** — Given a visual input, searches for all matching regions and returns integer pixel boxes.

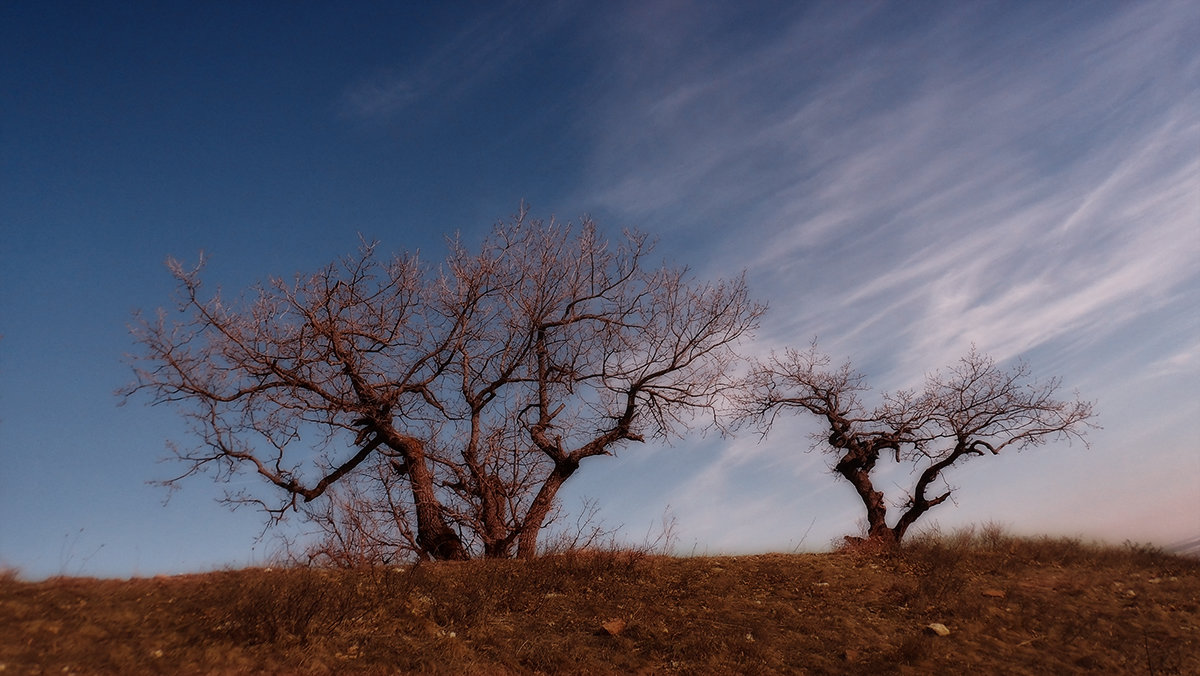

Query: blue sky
[2,1,1197,579]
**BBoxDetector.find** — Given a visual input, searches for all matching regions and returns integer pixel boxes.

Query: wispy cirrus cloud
[340,72,419,119]
[577,0,1198,365]
[563,0,1200,546]
[337,3,576,122]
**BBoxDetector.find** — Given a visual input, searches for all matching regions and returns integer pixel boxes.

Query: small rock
[600,619,627,636]
[1148,578,1162,584]
[842,649,859,663]
[925,623,951,637]
[982,589,1006,598]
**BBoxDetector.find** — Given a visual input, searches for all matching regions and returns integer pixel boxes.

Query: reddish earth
[2,533,1197,674]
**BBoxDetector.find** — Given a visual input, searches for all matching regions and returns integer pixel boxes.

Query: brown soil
[2,533,1197,674]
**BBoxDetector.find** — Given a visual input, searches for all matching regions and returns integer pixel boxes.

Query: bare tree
[125,208,764,561]
[740,344,1095,546]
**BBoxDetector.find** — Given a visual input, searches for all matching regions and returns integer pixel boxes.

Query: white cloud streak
[562,0,1200,546]
[575,0,1199,368]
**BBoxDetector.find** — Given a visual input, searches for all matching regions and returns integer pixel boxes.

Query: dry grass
[2,529,1198,674]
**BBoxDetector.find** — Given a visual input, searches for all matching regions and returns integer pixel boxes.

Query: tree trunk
[890,447,964,544]
[515,460,577,559]
[406,458,469,560]
[382,428,469,561]
[478,473,515,558]
[835,455,891,543]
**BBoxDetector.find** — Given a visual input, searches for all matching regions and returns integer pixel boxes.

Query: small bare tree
[740,344,1095,546]
[125,208,764,561]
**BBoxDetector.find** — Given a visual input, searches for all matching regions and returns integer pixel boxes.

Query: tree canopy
[126,210,764,560]
[739,344,1096,545]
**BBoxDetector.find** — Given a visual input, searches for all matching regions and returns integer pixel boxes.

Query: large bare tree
[740,344,1095,546]
[125,209,764,560]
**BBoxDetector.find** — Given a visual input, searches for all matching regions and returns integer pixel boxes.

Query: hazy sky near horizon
[2,1,1197,579]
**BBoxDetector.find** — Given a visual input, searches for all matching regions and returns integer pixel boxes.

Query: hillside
[2,532,1197,674]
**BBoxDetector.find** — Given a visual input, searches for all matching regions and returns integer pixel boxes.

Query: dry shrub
[423,560,535,628]
[200,565,422,646]
[895,523,1018,614]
